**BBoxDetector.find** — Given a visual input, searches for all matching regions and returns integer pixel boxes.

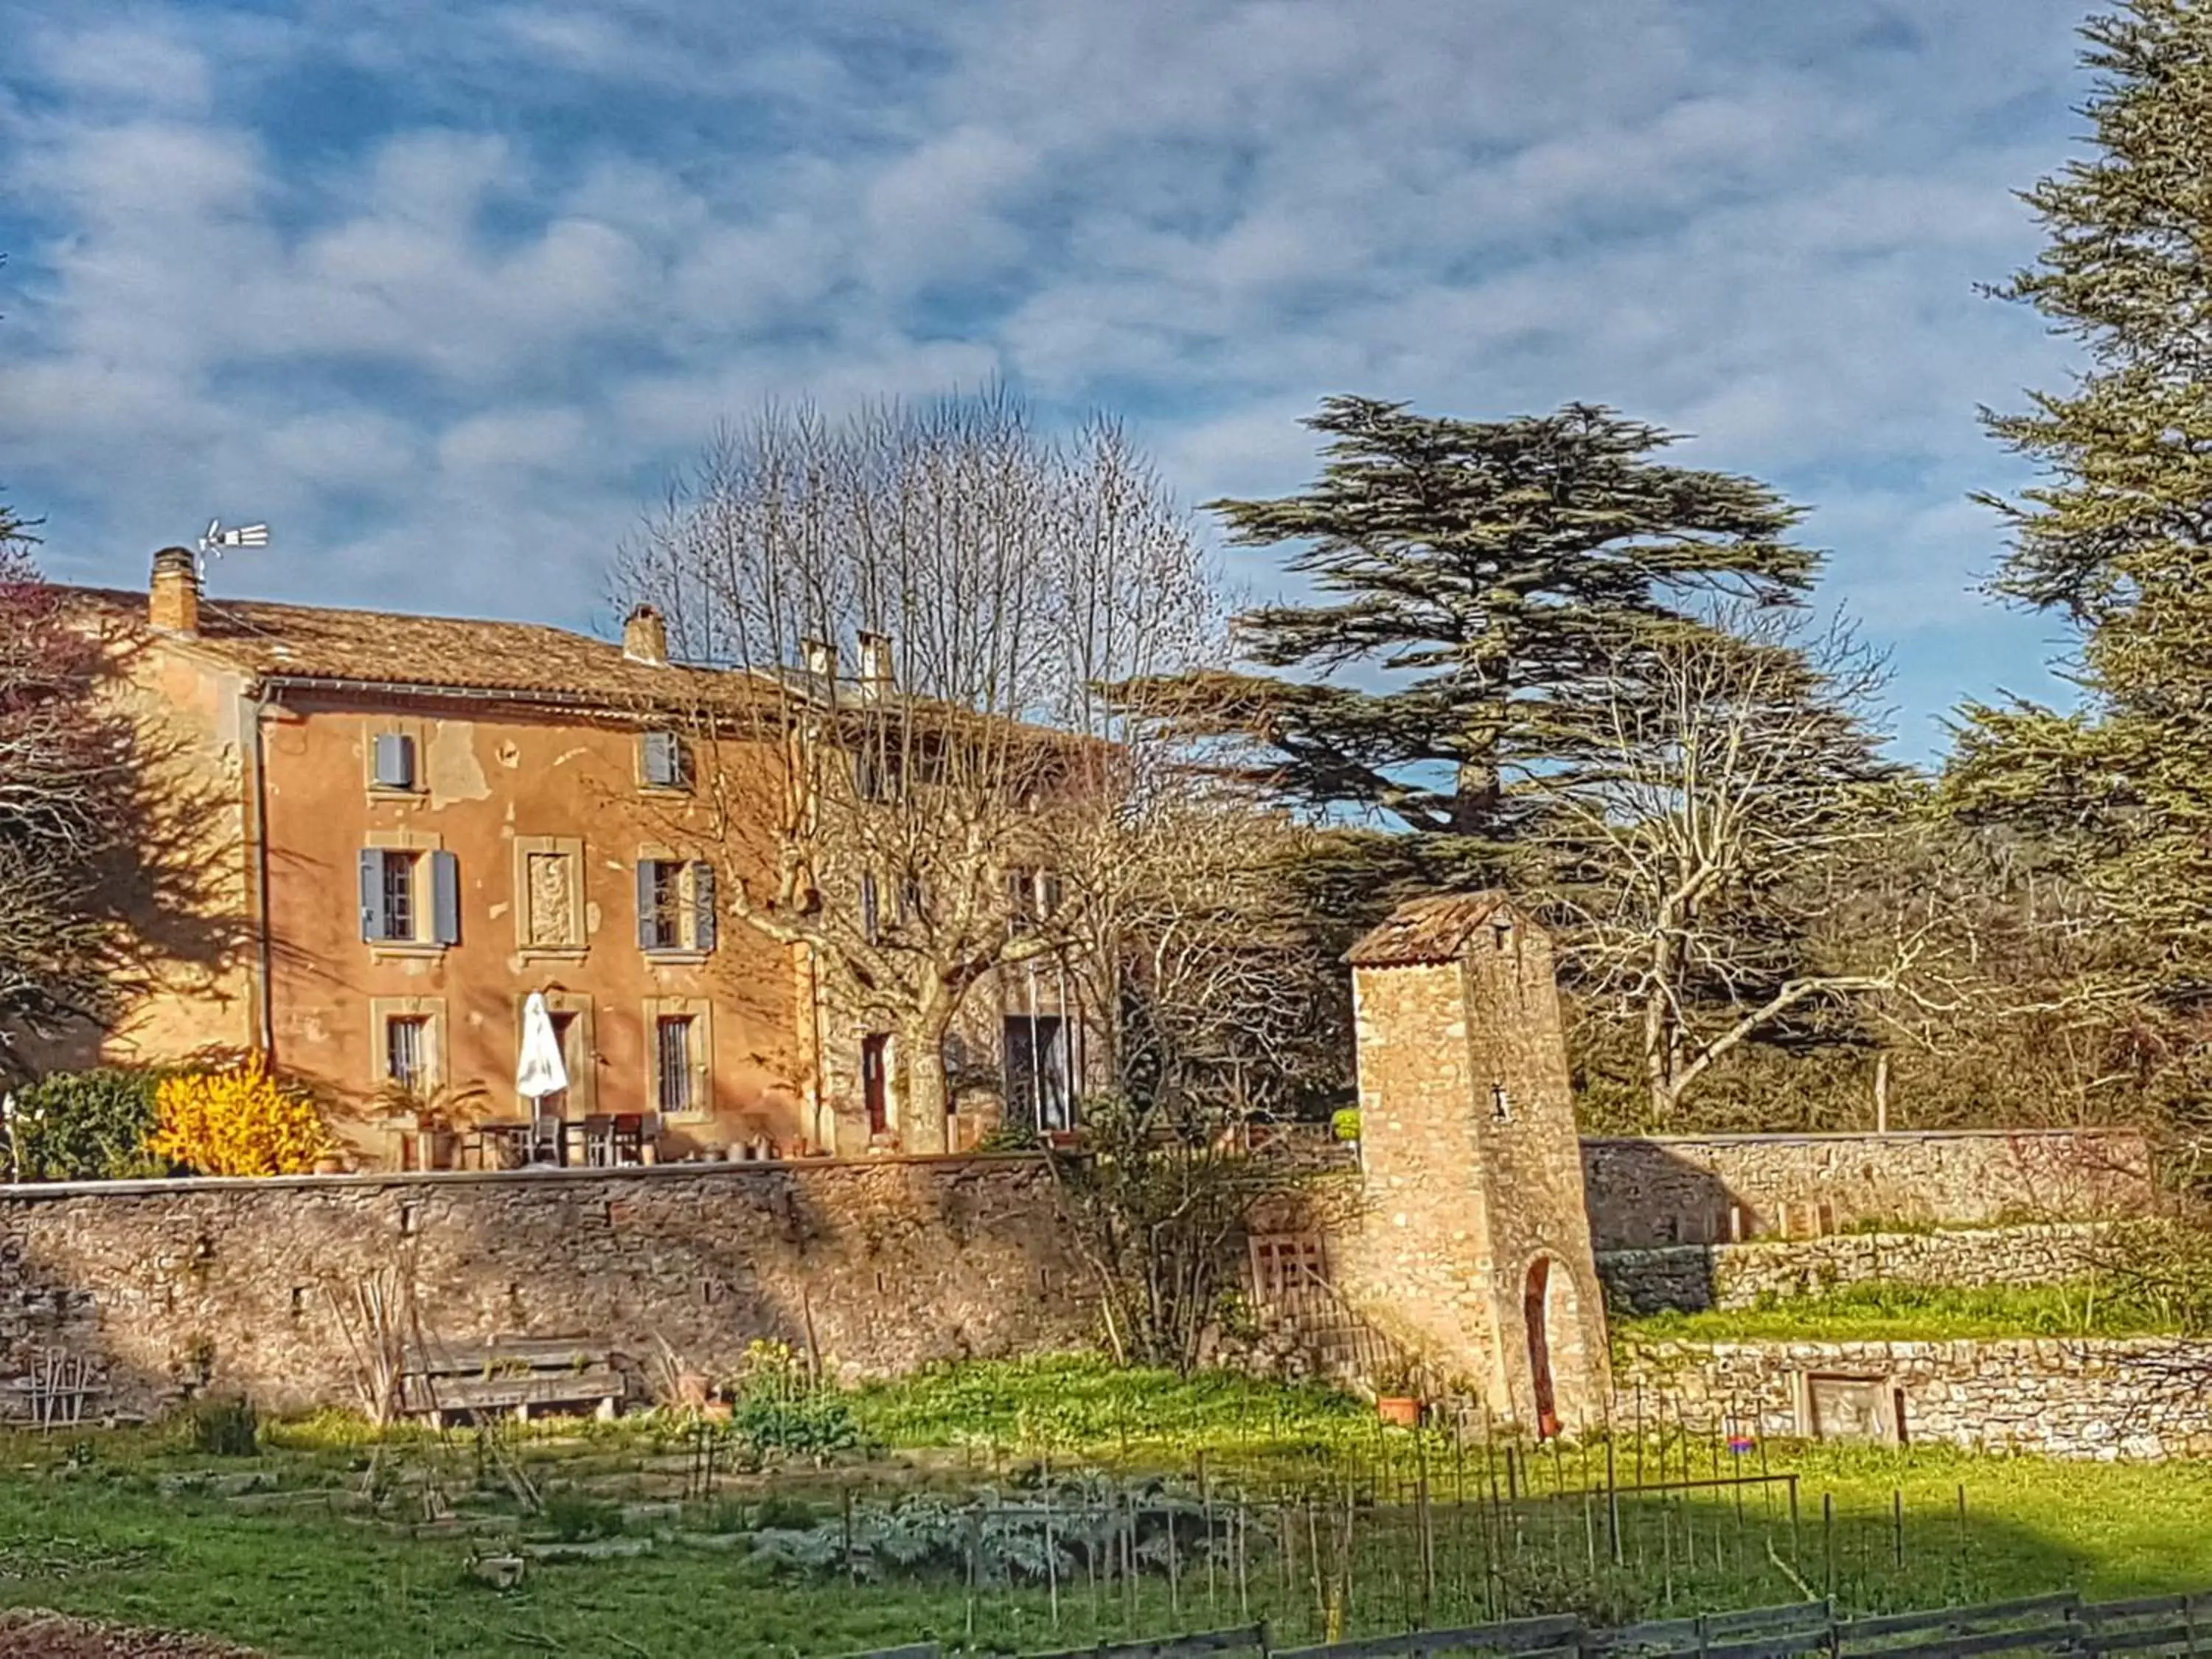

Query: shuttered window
[640,731,689,789]
[359,849,459,945]
[372,733,417,791]
[636,858,717,953]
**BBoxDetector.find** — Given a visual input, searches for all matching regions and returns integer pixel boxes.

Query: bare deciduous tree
[1060,776,1346,1127]
[1531,609,1956,1122]
[0,539,138,1074]
[618,391,1220,1150]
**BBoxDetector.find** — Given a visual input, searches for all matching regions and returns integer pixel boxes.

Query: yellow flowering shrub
[151,1054,331,1177]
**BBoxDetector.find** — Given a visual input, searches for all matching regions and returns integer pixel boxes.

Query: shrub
[184,1396,260,1458]
[7,1068,163,1180]
[727,1340,863,1461]
[150,1055,331,1177]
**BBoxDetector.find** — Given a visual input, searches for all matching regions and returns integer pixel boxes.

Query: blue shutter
[430,850,460,945]
[642,731,677,787]
[691,862,717,953]
[374,733,414,790]
[359,849,386,942]
[636,860,659,950]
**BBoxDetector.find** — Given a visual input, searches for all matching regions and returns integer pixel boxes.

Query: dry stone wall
[1579,1130,2153,1251]
[1618,1335,2212,1461]
[1596,1222,2109,1317]
[0,1157,1092,1419]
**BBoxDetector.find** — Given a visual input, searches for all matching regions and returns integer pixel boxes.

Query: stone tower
[1340,891,1609,1434]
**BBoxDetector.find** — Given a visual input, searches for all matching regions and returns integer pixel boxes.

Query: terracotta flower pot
[1377,1395,1422,1429]
[313,1154,347,1176]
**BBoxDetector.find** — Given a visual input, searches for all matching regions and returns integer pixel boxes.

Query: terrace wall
[0,1156,1090,1419]
[1577,1129,2154,1252]
[1595,1222,2109,1317]
[1618,1335,2212,1461]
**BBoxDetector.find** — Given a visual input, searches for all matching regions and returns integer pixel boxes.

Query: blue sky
[0,1,2103,760]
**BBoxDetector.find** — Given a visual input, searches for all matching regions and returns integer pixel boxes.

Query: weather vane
[196,519,270,579]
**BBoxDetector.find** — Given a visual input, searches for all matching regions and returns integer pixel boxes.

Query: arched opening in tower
[1525,1256,1561,1439]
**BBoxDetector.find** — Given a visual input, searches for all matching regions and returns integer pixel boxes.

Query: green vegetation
[0,1378,2210,1657]
[1618,1281,2168,1344]
[849,1353,1374,1458]
[7,1067,164,1181]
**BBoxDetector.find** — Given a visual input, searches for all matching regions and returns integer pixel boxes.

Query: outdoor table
[473,1120,535,1170]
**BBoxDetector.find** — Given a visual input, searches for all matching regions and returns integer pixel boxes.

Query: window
[370,998,445,1097]
[655,1017,695,1113]
[359,849,459,946]
[636,858,716,953]
[860,872,882,943]
[853,743,900,802]
[385,1016,428,1092]
[647,1009,712,1116]
[1006,867,1059,933]
[1004,1014,1073,1132]
[640,730,690,790]
[861,1033,891,1137]
[371,732,417,791]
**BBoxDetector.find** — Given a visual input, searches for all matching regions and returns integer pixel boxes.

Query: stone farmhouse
[38,548,1083,1167]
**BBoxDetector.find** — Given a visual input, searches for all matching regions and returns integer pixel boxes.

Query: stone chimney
[857,630,894,697]
[802,636,837,682]
[149,546,200,636]
[622,603,669,665]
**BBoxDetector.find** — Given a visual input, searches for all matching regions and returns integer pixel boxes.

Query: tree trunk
[899,1014,953,1155]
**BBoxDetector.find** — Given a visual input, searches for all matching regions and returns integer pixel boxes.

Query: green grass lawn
[1,1361,2211,1657]
[1616,1280,2167,1344]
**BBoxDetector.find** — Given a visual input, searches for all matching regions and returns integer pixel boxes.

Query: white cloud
[0,0,2107,751]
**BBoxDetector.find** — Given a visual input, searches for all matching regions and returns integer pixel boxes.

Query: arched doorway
[1525,1257,1560,1439]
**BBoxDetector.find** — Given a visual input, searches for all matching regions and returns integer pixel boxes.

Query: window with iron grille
[385,1016,428,1093]
[655,1015,696,1114]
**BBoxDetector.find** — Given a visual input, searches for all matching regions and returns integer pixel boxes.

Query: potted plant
[1374,1361,1423,1428]
[375,1078,490,1172]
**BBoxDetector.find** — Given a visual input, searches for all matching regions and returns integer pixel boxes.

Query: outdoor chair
[581,1114,615,1167]
[527,1114,564,1166]
[611,1114,645,1166]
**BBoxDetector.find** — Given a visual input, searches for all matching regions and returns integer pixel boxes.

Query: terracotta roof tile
[1343,891,1532,967]
[63,586,749,712]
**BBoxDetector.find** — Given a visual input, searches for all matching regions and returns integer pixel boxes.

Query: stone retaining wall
[1618,1335,2212,1460]
[1596,1222,2108,1316]
[0,1157,1093,1419]
[1579,1129,2153,1251]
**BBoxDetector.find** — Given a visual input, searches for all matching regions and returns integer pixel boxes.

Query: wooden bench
[397,1337,628,1427]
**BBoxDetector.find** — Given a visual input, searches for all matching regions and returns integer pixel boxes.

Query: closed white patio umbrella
[516,992,568,1110]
